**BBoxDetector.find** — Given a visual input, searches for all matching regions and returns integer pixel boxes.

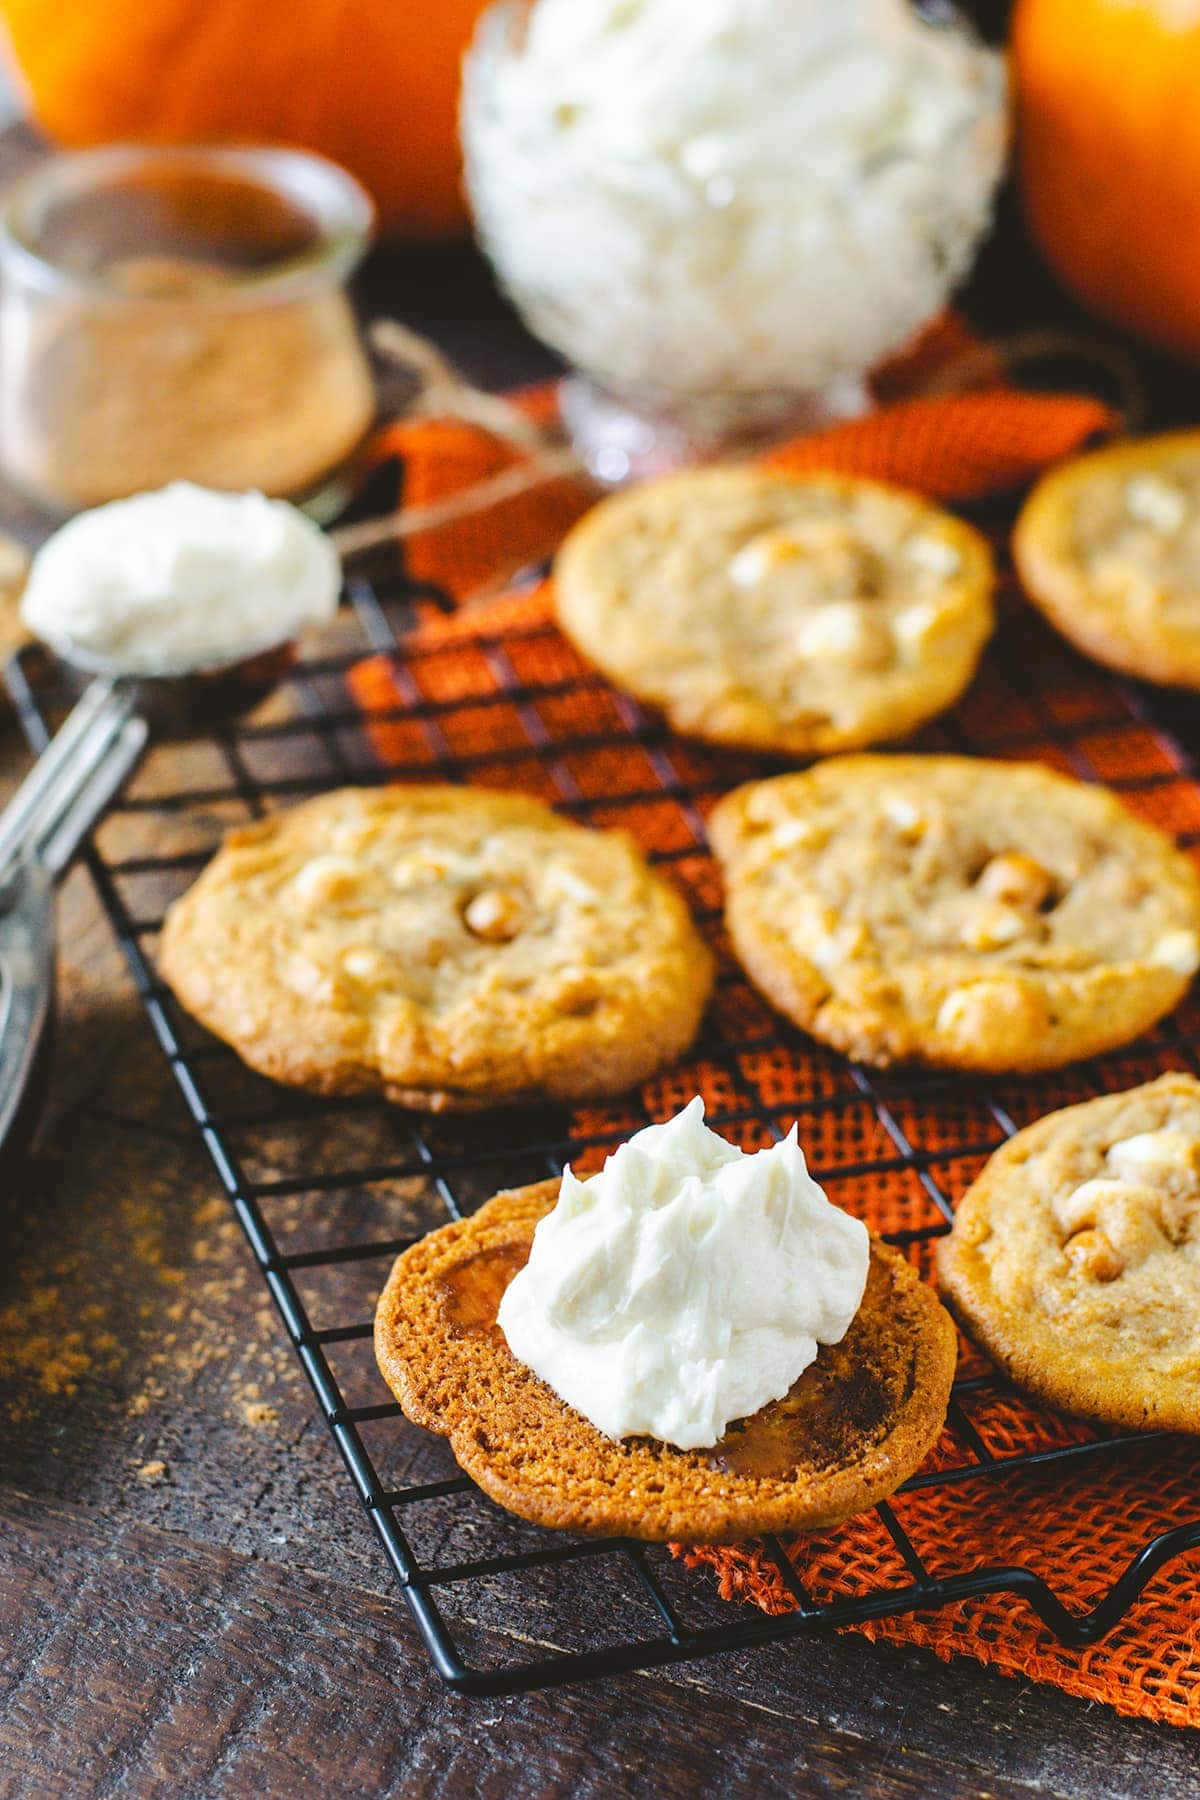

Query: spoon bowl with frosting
[0,481,341,1175]
[20,479,340,727]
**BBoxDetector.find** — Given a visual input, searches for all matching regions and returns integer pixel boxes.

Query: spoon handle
[0,684,149,1177]
[0,859,54,1178]
[40,715,149,878]
[0,679,148,892]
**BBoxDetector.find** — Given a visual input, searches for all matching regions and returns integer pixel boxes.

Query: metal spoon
[0,634,296,1176]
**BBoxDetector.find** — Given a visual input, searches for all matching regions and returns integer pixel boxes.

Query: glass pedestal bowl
[461,0,1007,482]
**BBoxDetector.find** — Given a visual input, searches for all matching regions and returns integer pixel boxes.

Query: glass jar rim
[0,143,375,306]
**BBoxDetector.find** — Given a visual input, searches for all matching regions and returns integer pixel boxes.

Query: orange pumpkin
[1015,0,1200,359]
[0,0,489,237]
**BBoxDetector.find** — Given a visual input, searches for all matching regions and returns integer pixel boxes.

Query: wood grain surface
[4,107,1200,1799]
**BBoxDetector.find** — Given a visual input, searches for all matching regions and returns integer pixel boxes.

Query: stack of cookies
[159,444,1200,1543]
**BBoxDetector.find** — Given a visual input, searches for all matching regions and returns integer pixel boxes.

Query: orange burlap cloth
[345,348,1200,1726]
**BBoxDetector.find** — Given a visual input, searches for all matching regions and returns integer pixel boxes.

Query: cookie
[158,785,713,1110]
[375,1179,957,1543]
[710,755,1200,1072]
[554,466,994,755]
[1015,429,1200,689]
[938,1074,1200,1433]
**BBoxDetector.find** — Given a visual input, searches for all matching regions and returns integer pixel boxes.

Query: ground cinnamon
[2,256,375,514]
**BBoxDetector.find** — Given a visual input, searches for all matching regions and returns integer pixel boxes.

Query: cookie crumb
[240,1400,280,1429]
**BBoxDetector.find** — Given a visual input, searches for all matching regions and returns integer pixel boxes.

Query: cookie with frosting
[375,1178,956,1542]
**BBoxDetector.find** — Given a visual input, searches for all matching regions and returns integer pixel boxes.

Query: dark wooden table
[4,123,1200,1800]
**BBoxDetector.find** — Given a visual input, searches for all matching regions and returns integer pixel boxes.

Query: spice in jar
[0,146,376,516]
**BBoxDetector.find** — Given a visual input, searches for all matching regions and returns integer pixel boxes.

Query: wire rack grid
[9,532,1200,1699]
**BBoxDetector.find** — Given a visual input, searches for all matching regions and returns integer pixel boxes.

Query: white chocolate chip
[797,601,866,656]
[739,812,825,874]
[1107,1129,1198,1181]
[341,947,387,982]
[1055,1177,1123,1234]
[905,534,961,577]
[1125,475,1188,533]
[730,521,852,588]
[976,852,1053,911]
[544,866,603,907]
[797,602,891,668]
[883,793,926,836]
[391,848,479,888]
[1092,553,1162,614]
[934,978,1045,1044]
[1054,1175,1174,1274]
[892,599,943,652]
[289,855,362,906]
[936,988,975,1037]
[1150,929,1200,976]
[807,931,848,973]
[464,887,527,942]
[797,901,866,972]
[729,538,779,587]
[281,953,336,1002]
[768,817,819,851]
[961,903,1028,951]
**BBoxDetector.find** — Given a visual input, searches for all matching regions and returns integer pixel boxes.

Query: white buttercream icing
[497,1097,870,1450]
[463,0,1007,401]
[22,481,340,675]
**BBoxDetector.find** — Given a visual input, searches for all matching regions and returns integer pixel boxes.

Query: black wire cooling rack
[9,542,1200,1699]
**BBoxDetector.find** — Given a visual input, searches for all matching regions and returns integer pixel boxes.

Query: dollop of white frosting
[497,1097,870,1450]
[22,481,341,676]
[463,0,1007,401]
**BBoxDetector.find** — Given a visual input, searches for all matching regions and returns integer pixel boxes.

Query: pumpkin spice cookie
[374,1179,957,1543]
[158,785,713,1110]
[1015,429,1200,688]
[710,755,1200,1072]
[938,1074,1200,1433]
[553,466,995,756]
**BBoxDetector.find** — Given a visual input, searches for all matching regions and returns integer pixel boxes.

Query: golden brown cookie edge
[374,1179,958,1544]
[157,783,716,1110]
[937,1073,1200,1435]
[709,756,1200,1074]
[554,467,997,756]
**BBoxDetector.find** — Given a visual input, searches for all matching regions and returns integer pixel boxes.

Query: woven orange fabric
[761,390,1114,501]
[343,374,1200,1727]
[363,415,593,601]
[357,310,1112,603]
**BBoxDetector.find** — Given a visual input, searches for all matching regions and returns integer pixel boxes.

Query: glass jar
[0,145,376,518]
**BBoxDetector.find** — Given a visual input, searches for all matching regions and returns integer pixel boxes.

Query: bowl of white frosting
[462,0,1007,477]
